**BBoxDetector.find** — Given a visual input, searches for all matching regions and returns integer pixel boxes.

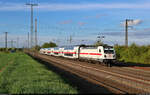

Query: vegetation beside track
[0,52,14,70]
[115,43,150,64]
[0,52,78,94]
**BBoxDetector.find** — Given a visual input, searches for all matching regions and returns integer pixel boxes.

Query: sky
[0,0,150,48]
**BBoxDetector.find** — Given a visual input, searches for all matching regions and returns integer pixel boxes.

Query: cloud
[121,19,142,26]
[1,2,150,11]
[129,19,142,26]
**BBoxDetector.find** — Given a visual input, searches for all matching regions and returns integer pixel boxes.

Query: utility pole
[28,32,29,49]
[26,40,28,48]
[17,37,19,48]
[125,19,128,47]
[11,40,13,48]
[26,3,38,48]
[125,19,133,47]
[8,40,16,48]
[35,18,37,48]
[4,32,8,49]
[69,35,72,44]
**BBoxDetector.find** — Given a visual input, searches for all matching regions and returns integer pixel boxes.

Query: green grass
[0,52,78,94]
[0,52,15,70]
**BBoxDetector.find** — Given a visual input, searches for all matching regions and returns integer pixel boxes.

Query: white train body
[79,46,103,61]
[45,48,51,55]
[79,46,115,62]
[40,48,49,54]
[39,45,116,64]
[63,46,79,59]
[59,47,64,56]
[53,47,61,56]
[46,48,51,55]
[39,48,45,54]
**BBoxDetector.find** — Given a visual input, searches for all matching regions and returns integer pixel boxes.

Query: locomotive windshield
[104,49,114,54]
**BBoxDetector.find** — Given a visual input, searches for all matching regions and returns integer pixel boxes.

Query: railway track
[84,63,150,82]
[54,55,150,82]
[48,55,150,93]
[70,56,150,81]
[27,52,150,94]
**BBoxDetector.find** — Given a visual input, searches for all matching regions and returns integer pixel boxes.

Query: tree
[41,42,57,48]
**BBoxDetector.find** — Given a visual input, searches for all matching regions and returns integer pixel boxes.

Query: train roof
[64,46,77,50]
[41,44,113,50]
[60,44,113,48]
[77,44,113,48]
[54,47,59,50]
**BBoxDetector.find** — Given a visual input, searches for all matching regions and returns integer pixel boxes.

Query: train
[39,45,116,67]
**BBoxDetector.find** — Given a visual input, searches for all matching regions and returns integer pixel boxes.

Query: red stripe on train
[49,52,102,55]
[64,52,76,54]
[80,53,88,55]
[80,53,102,55]
[88,53,102,55]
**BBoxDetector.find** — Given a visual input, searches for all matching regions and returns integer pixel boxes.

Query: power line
[26,3,38,48]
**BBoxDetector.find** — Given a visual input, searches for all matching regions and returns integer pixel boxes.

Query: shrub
[114,43,150,64]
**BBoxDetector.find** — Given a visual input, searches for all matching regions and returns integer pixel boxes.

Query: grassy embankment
[114,43,150,64]
[0,52,78,94]
[0,52,14,70]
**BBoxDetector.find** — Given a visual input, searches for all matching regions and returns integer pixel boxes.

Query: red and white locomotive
[39,45,116,66]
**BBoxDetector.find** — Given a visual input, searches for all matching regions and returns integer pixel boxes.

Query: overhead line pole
[11,40,13,48]
[4,32,8,49]
[70,35,72,44]
[28,32,29,49]
[8,40,16,48]
[125,19,128,47]
[26,3,38,48]
[125,19,133,47]
[17,37,19,48]
[35,18,37,48]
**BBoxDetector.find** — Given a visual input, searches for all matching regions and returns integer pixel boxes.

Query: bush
[114,43,150,64]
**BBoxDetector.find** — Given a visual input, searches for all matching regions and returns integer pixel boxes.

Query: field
[0,52,78,94]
